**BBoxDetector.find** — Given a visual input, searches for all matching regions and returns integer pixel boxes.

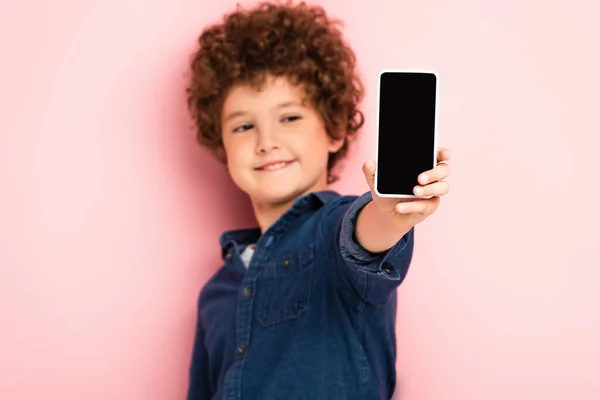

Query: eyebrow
[223,101,303,123]
[275,101,303,110]
[223,111,249,123]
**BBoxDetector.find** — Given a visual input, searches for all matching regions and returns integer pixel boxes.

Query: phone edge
[373,68,439,200]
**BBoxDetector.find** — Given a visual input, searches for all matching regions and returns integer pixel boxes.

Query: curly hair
[186,0,364,183]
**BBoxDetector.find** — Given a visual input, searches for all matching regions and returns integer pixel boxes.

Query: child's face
[221,75,344,206]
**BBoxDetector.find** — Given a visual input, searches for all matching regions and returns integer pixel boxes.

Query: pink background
[1,0,599,399]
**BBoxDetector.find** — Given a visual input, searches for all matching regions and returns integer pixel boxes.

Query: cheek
[297,135,331,167]
[223,137,242,162]
[223,137,253,174]
[315,129,336,156]
[294,122,331,153]
[223,144,247,186]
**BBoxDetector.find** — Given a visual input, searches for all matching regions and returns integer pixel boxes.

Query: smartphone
[374,70,438,198]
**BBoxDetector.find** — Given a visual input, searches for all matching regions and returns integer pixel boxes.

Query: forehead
[222,76,307,113]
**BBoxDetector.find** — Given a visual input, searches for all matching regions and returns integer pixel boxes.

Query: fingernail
[420,174,428,184]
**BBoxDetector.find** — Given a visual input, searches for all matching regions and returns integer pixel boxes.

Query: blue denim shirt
[187,190,414,400]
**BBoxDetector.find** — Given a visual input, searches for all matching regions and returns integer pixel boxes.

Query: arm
[355,200,411,254]
[327,148,452,304]
[320,192,414,305]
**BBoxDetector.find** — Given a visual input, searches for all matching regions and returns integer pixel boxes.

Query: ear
[327,133,345,154]
[215,145,228,164]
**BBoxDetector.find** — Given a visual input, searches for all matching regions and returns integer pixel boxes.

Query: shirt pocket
[257,244,315,327]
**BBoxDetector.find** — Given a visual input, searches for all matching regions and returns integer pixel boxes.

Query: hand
[362,147,451,229]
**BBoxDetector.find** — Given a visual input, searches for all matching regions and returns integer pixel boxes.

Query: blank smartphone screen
[376,71,437,196]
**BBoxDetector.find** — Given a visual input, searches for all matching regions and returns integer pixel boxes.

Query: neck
[251,177,329,233]
[251,197,296,234]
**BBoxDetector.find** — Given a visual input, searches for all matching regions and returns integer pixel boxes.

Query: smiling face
[221,75,344,209]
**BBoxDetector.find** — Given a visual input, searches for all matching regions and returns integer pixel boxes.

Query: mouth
[255,160,295,172]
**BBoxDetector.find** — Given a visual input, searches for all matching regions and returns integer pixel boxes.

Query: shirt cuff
[339,191,413,280]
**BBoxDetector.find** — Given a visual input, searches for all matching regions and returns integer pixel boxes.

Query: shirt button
[236,346,246,356]
[225,250,232,260]
[282,258,290,268]
[382,264,394,274]
[242,287,252,297]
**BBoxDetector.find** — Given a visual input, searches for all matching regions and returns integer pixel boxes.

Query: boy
[185,1,451,399]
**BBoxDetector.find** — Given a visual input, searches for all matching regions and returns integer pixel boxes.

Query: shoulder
[317,191,361,212]
[318,190,371,222]
[195,263,234,309]
[308,191,371,248]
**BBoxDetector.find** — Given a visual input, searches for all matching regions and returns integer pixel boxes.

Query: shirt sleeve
[186,298,212,400]
[320,191,414,305]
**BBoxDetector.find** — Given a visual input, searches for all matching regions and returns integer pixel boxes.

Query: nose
[255,125,280,153]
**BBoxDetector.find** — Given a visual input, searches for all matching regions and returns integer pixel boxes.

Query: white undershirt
[240,244,256,268]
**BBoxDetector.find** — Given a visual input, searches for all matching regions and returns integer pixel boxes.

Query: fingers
[413,180,450,197]
[418,162,451,185]
[362,159,376,191]
[395,196,440,215]
[437,147,451,162]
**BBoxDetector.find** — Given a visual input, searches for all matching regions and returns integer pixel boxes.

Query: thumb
[362,159,376,192]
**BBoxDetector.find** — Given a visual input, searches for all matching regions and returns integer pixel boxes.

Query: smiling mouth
[256,160,295,171]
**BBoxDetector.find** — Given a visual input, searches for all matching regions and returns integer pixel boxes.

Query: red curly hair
[186,0,364,183]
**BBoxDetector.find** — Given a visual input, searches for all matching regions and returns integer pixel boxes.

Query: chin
[258,186,301,204]
[237,169,325,207]
[247,182,307,205]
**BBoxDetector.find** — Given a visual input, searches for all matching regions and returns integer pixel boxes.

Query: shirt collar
[218,190,341,258]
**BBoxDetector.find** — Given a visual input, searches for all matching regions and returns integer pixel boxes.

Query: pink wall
[1,0,599,399]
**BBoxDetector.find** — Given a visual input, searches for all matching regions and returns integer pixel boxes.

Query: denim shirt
[187,190,415,400]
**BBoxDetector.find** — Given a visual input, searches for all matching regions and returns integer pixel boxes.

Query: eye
[233,123,254,133]
[281,115,302,123]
